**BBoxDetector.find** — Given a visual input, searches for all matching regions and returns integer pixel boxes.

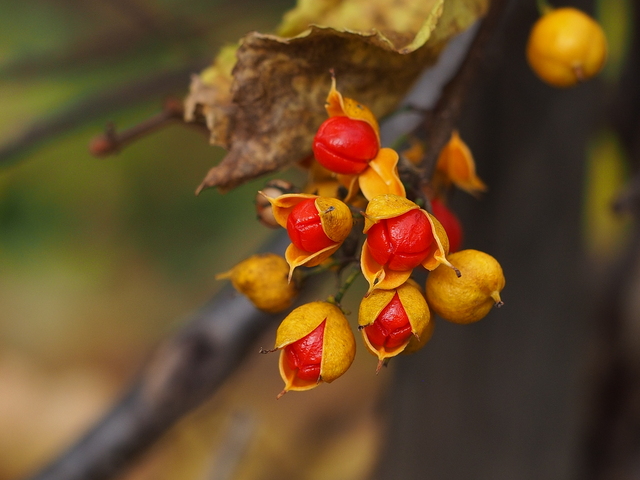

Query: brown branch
[88,97,208,157]
[580,2,640,476]
[416,0,509,179]
[0,65,203,168]
[25,287,274,480]
[24,235,291,480]
[0,3,205,82]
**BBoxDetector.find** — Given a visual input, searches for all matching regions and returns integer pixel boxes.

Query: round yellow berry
[219,253,298,313]
[526,7,607,88]
[425,249,504,324]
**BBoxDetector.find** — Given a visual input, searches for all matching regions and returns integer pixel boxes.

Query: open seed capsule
[274,301,356,398]
[359,281,431,372]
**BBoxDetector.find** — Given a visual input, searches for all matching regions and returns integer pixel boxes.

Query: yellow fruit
[217,253,298,313]
[435,130,487,196]
[403,318,435,355]
[526,7,607,88]
[358,281,431,371]
[425,249,504,324]
[260,192,353,280]
[274,301,356,398]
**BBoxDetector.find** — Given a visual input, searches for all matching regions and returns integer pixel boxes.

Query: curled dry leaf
[186,0,489,193]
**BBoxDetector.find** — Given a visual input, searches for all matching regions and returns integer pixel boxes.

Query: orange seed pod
[274,301,356,398]
[315,76,404,201]
[260,193,353,279]
[361,194,456,293]
[358,281,431,372]
[435,131,486,196]
[255,179,298,228]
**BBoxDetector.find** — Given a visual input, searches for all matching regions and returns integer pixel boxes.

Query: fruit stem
[214,269,233,280]
[376,359,384,375]
[327,266,362,308]
[536,0,553,15]
[491,291,504,307]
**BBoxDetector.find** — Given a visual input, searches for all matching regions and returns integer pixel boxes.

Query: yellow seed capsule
[316,75,405,201]
[216,253,298,313]
[273,301,356,398]
[425,249,505,324]
[260,193,353,279]
[402,319,435,355]
[435,130,487,196]
[324,75,380,140]
[358,281,431,372]
[360,194,457,293]
[526,7,607,88]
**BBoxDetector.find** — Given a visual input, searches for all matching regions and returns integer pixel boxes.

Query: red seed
[431,198,463,253]
[313,116,379,175]
[284,320,326,382]
[364,293,412,350]
[367,209,434,270]
[286,199,334,253]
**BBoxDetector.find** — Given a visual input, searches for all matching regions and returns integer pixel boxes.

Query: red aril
[313,116,379,175]
[366,209,434,271]
[286,198,334,253]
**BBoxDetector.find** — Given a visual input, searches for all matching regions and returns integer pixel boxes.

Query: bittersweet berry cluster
[219,76,505,398]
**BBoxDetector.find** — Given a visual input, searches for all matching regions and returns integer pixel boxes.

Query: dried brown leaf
[186,0,489,193]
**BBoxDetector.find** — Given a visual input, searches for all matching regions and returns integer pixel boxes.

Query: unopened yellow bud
[426,249,505,324]
[216,253,297,313]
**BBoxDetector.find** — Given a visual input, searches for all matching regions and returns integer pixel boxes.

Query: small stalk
[327,266,362,311]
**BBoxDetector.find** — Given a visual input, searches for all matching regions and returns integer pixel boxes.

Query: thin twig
[0,65,204,168]
[89,97,208,157]
[327,266,362,309]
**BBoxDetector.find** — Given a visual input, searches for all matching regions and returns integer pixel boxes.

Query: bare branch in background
[0,1,202,81]
[0,65,202,168]
[89,97,208,157]
[25,267,282,480]
[580,3,640,476]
